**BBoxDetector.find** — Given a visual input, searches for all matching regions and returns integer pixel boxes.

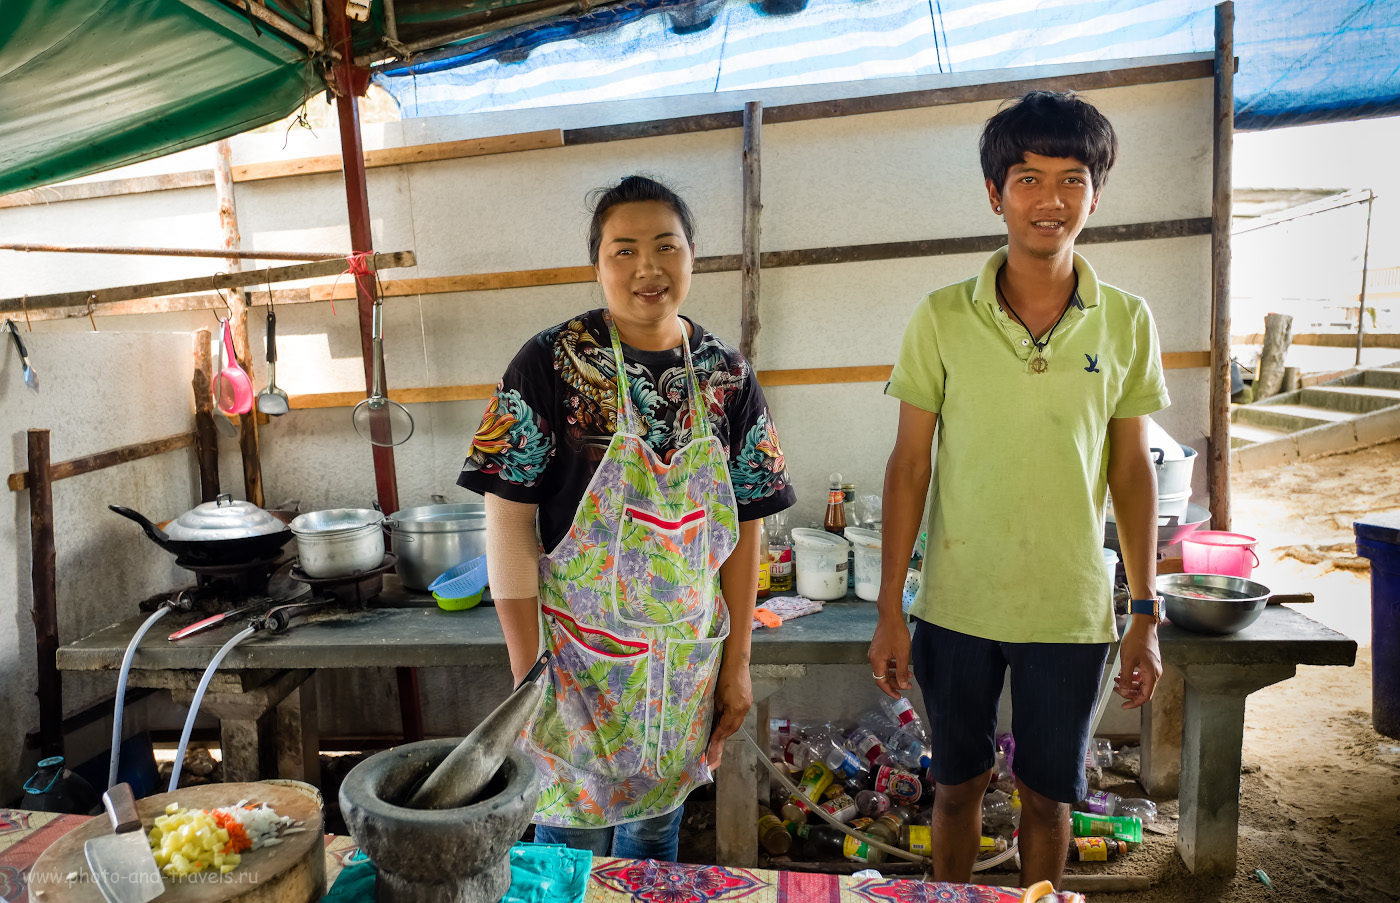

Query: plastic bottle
[845,727,885,766]
[824,473,847,536]
[871,765,923,805]
[981,789,1021,829]
[758,805,792,855]
[883,727,931,772]
[757,518,771,599]
[842,481,857,587]
[881,696,930,743]
[22,756,100,815]
[1071,811,1143,846]
[809,729,872,787]
[781,760,835,823]
[792,824,886,864]
[1069,837,1128,861]
[1078,790,1157,824]
[769,539,794,592]
[865,804,915,848]
[855,789,891,817]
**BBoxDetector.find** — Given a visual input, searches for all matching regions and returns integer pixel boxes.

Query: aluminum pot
[385,503,487,591]
[1153,445,1198,497]
[290,508,385,578]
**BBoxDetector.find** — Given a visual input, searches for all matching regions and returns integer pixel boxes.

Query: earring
[995,205,1002,214]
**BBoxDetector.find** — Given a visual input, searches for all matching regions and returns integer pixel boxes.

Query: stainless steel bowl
[1157,573,1270,635]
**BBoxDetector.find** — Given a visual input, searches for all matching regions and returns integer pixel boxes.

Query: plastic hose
[168,625,258,792]
[108,606,174,790]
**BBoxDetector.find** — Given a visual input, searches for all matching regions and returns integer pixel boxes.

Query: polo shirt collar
[971,247,1103,311]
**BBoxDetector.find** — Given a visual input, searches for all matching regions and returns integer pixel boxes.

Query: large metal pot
[386,503,487,591]
[290,508,385,578]
[109,494,292,564]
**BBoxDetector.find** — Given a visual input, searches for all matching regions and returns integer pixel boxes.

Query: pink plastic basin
[1181,530,1260,578]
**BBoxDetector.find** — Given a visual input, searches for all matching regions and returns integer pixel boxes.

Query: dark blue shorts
[910,619,1110,804]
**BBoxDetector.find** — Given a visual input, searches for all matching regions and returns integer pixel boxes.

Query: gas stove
[139,553,399,616]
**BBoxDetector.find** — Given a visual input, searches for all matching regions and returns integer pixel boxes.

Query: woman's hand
[868,613,913,699]
[706,658,753,770]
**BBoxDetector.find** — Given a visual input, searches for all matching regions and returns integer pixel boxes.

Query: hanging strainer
[352,301,414,447]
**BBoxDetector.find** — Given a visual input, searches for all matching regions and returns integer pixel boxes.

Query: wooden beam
[0,243,347,262]
[289,354,1206,409]
[233,130,565,182]
[309,265,595,301]
[1232,332,1400,349]
[740,101,763,363]
[0,251,416,316]
[1208,2,1235,532]
[193,330,220,502]
[26,429,62,757]
[8,431,197,492]
[11,287,315,324]
[564,59,1215,145]
[0,171,215,210]
[217,140,264,509]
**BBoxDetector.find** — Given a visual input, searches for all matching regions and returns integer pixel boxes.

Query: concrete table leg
[1141,662,1183,797]
[170,669,315,785]
[275,674,320,786]
[1176,663,1296,875]
[714,664,806,867]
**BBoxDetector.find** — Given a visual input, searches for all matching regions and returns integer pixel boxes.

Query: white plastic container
[792,528,851,601]
[846,526,883,602]
[1101,548,1119,581]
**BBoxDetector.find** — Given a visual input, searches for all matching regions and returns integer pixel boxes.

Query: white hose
[168,625,258,792]
[109,606,174,790]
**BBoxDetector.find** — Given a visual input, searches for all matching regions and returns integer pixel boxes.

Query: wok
[109,504,293,564]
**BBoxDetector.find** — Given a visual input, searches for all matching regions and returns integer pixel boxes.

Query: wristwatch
[1129,596,1163,622]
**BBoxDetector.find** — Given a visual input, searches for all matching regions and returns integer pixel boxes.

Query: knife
[168,601,265,641]
[84,783,164,903]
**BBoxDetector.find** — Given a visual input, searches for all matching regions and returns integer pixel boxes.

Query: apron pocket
[656,612,731,775]
[530,608,652,781]
[613,505,710,627]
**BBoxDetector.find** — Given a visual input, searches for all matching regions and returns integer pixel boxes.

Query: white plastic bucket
[1158,489,1191,521]
[1101,548,1119,581]
[846,527,883,602]
[792,527,851,601]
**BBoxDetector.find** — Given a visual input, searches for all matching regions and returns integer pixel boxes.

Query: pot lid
[1146,417,1186,461]
[164,494,289,542]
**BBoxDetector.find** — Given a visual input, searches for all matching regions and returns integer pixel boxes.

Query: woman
[458,175,796,860]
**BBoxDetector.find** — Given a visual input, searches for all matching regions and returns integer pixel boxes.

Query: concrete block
[1362,369,1400,390]
[1232,436,1297,472]
[1354,405,1400,447]
[1141,663,1183,798]
[1295,421,1359,459]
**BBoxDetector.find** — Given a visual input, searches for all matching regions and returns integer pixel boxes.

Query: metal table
[58,597,1355,876]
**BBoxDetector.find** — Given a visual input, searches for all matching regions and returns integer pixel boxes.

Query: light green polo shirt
[887,248,1169,644]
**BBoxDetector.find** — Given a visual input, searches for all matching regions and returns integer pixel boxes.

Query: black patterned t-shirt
[458,309,796,551]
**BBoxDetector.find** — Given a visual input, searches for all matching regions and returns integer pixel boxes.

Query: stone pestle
[408,652,550,810]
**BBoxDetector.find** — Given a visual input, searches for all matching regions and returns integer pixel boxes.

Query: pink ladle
[213,318,255,416]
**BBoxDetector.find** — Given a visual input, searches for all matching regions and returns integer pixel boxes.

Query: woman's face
[594,200,694,342]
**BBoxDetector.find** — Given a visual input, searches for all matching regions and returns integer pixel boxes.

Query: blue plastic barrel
[1356,512,1400,739]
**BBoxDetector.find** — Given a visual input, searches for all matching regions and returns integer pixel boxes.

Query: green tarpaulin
[0,0,316,196]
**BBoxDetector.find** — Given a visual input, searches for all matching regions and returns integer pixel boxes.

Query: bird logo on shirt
[1084,354,1100,373]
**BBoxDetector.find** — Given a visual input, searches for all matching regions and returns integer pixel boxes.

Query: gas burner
[289,553,398,608]
[175,553,289,591]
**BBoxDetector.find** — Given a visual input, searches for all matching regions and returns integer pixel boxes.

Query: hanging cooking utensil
[210,320,239,437]
[352,302,414,446]
[256,307,290,416]
[213,317,254,416]
[3,319,39,392]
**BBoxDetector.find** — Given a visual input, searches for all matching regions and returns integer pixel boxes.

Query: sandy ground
[677,439,1400,901]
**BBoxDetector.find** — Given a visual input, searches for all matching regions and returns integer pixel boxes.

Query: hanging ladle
[256,307,289,416]
[352,301,414,446]
[212,321,238,438]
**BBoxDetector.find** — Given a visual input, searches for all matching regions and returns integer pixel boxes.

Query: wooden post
[327,0,400,516]
[740,102,763,364]
[1281,366,1300,394]
[1354,190,1374,367]
[1253,313,1293,399]
[1208,1,1234,532]
[28,429,62,757]
[215,140,264,507]
[193,329,220,502]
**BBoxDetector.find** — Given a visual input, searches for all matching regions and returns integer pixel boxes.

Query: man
[867,91,1167,886]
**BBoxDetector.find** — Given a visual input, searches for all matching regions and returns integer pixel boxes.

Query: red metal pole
[327,1,400,515]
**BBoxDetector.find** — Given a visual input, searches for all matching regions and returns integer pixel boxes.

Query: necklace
[995,269,1077,374]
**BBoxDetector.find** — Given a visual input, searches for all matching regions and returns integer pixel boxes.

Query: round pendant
[1029,355,1049,374]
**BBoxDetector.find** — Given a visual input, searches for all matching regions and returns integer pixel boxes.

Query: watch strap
[1129,597,1162,621]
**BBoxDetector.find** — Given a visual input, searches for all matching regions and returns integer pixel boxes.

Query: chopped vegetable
[147,801,297,877]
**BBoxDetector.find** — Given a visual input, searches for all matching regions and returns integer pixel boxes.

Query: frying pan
[108,505,294,564]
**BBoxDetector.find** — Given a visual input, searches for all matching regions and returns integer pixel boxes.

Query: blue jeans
[533,806,684,861]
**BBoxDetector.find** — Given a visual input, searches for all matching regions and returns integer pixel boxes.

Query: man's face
[986,153,1099,259]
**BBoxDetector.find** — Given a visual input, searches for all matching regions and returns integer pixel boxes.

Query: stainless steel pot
[386,503,487,591]
[290,508,386,578]
[1154,445,1198,497]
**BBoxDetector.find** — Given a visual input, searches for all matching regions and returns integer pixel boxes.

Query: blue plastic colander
[429,555,488,600]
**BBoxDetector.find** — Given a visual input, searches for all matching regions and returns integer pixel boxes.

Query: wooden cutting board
[28,783,325,903]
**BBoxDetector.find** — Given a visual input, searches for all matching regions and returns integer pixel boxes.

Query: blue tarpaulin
[373,0,1400,130]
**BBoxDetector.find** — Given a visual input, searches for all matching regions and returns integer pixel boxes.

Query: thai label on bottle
[874,766,922,804]
[1071,811,1143,845]
[758,554,770,594]
[831,749,863,780]
[842,834,875,862]
[769,545,794,591]
[905,825,932,855]
[796,761,835,802]
[850,730,883,765]
[822,783,846,801]
[1083,790,1113,814]
[828,489,844,505]
[887,697,918,727]
[759,813,785,835]
[821,794,858,823]
[849,817,874,831]
[1072,836,1112,861]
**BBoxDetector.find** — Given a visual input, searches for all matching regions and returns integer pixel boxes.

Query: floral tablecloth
[0,810,1024,903]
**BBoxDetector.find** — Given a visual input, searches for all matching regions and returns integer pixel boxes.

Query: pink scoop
[213,318,255,415]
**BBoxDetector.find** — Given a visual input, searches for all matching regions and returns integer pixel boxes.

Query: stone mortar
[339,739,539,903]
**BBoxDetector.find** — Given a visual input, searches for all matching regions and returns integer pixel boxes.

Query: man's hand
[868,614,913,699]
[1114,617,1162,709]
[706,660,753,770]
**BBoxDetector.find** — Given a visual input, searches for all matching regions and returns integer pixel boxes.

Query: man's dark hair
[586,175,696,265]
[979,91,1118,193]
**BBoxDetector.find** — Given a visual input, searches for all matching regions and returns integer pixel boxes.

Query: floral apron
[522,315,740,828]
